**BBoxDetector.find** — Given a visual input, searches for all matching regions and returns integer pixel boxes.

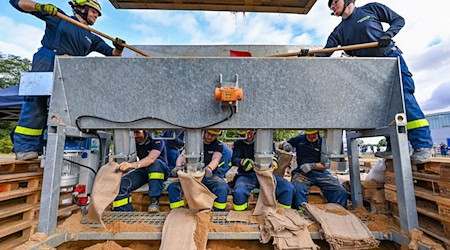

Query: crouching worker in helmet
[232,130,295,211]
[167,129,230,211]
[113,130,170,213]
[9,0,126,161]
[280,130,348,209]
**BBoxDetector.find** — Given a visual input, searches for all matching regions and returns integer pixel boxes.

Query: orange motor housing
[214,87,244,102]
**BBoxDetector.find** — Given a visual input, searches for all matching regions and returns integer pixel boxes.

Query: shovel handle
[56,12,151,57]
[269,42,380,57]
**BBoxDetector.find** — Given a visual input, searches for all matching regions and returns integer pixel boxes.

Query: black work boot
[148,197,160,213]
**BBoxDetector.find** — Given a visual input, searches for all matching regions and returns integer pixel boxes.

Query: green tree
[0,53,30,153]
[377,138,387,147]
[0,121,15,153]
[0,53,31,89]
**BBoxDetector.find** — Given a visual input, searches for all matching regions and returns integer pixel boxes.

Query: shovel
[269,41,379,57]
[56,12,150,57]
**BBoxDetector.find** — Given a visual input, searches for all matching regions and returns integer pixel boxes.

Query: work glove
[171,166,182,177]
[281,142,293,152]
[113,37,126,51]
[117,161,138,172]
[272,156,279,170]
[241,158,255,171]
[35,3,58,16]
[298,49,310,57]
[203,165,213,178]
[300,163,316,174]
[377,34,392,47]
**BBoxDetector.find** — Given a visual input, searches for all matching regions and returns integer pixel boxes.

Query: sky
[1,0,450,117]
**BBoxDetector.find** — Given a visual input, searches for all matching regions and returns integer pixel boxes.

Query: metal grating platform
[84,211,262,228]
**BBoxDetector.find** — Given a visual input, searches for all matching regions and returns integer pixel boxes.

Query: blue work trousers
[166,147,181,171]
[291,170,348,209]
[232,172,294,211]
[113,159,169,211]
[13,48,56,153]
[387,50,432,149]
[168,174,228,210]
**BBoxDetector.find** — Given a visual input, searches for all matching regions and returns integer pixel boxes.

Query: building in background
[426,111,450,147]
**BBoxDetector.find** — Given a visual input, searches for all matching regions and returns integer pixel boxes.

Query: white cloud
[2,0,449,112]
[0,16,43,59]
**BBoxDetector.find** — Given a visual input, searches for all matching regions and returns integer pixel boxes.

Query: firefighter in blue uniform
[162,130,185,173]
[301,0,432,164]
[281,130,348,209]
[113,130,169,213]
[232,130,294,211]
[168,130,230,210]
[10,0,125,160]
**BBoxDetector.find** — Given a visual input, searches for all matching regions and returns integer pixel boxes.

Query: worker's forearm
[18,0,38,12]
[208,153,222,171]
[139,150,160,167]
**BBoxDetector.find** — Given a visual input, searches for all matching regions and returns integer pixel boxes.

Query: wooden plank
[438,204,450,221]
[441,163,450,180]
[0,219,34,238]
[0,187,41,202]
[413,172,450,183]
[393,213,450,246]
[0,172,43,183]
[0,203,35,220]
[0,234,30,250]
[0,159,41,165]
[111,2,314,14]
[57,204,80,217]
[385,184,450,206]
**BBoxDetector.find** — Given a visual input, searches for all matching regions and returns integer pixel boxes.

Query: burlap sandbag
[305,203,379,249]
[253,167,277,216]
[160,208,197,250]
[261,208,318,250]
[273,149,293,177]
[178,171,217,211]
[86,161,121,228]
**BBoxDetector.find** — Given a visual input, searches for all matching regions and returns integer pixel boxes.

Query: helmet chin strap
[73,6,93,25]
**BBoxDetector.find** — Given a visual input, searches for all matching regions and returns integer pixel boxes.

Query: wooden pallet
[0,159,41,175]
[385,170,450,199]
[392,209,450,248]
[385,184,450,241]
[0,169,42,249]
[385,158,450,178]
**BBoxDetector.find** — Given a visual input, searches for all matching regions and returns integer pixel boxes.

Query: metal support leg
[38,126,66,235]
[254,129,273,169]
[346,134,363,207]
[390,113,418,232]
[113,129,136,163]
[326,129,344,159]
[184,129,203,174]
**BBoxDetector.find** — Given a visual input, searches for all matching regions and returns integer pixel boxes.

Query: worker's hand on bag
[241,158,255,171]
[117,162,137,172]
[35,3,58,16]
[203,165,213,178]
[298,49,310,57]
[113,37,126,51]
[377,34,392,47]
[281,142,293,152]
[300,163,316,173]
[271,156,279,169]
[171,166,182,177]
